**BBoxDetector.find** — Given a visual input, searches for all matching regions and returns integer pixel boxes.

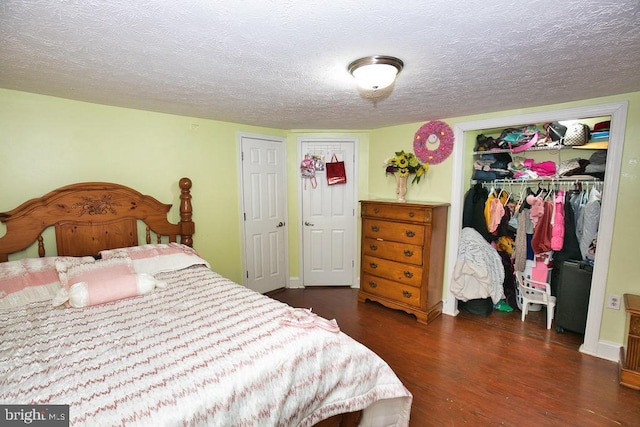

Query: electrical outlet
[607,294,621,310]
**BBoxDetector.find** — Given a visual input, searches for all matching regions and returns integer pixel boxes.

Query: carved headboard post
[179,177,195,247]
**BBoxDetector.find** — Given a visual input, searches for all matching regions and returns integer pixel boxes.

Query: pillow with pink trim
[99,242,210,275]
[53,252,164,308]
[0,256,94,309]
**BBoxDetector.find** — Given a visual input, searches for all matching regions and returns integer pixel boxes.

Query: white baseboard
[287,277,303,289]
[443,296,457,316]
[580,340,622,363]
[288,277,361,289]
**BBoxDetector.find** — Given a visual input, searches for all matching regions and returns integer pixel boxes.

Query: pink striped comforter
[0,266,411,426]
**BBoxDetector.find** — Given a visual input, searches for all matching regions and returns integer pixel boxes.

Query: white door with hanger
[239,133,288,294]
[299,138,357,287]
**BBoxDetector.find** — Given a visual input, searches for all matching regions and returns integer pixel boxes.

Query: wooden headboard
[0,178,195,262]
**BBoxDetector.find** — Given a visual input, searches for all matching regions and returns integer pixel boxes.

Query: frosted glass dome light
[348,56,404,91]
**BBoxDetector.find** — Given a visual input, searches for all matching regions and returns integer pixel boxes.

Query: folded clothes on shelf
[590,131,609,141]
[473,152,513,181]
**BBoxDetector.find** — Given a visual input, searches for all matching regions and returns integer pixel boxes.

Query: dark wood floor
[268,287,640,427]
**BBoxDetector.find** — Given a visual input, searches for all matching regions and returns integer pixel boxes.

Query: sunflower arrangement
[384,150,428,184]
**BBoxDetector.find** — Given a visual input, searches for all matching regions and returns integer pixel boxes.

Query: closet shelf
[472,177,602,186]
[573,141,608,150]
[473,141,607,156]
[472,146,571,155]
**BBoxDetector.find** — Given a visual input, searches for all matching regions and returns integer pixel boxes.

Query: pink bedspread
[0,265,411,426]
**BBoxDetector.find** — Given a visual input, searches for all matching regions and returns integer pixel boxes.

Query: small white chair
[515,271,557,330]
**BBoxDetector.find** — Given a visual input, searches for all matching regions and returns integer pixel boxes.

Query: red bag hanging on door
[326,154,346,185]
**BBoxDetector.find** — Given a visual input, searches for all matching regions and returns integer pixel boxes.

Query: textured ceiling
[1,1,639,130]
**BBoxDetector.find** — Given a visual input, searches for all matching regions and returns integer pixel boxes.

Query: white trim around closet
[445,101,628,362]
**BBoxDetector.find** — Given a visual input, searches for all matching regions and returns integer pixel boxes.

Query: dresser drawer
[361,273,421,308]
[631,315,640,336]
[362,218,425,245]
[362,237,423,266]
[362,202,431,224]
[361,255,423,287]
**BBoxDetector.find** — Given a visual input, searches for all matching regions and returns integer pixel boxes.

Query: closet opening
[446,102,628,362]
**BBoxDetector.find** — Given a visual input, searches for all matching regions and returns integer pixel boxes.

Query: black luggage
[458,298,493,317]
[556,260,593,334]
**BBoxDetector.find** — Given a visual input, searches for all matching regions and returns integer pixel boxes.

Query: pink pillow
[54,253,161,308]
[0,256,93,309]
[100,243,209,275]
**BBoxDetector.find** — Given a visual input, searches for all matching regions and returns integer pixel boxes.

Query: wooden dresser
[620,294,640,390]
[358,200,449,324]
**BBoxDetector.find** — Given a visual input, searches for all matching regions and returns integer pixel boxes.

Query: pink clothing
[531,161,556,177]
[551,191,565,251]
[528,195,545,228]
[522,159,557,177]
[531,201,554,254]
[488,197,505,233]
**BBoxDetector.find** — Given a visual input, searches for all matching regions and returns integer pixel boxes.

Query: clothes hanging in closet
[462,183,493,243]
[551,191,565,251]
[450,227,505,304]
[549,189,584,292]
[531,196,553,254]
[460,185,516,308]
[577,188,601,260]
[463,180,602,307]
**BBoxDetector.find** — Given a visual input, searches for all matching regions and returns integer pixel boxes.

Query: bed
[0,178,411,427]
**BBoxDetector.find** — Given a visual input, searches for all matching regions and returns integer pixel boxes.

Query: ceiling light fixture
[348,55,404,91]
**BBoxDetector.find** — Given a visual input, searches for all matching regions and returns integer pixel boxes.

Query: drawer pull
[369,262,378,269]
[403,249,413,257]
[403,271,413,278]
[368,281,378,288]
[405,230,415,238]
[373,208,379,213]
[369,244,378,251]
[402,290,413,298]
[371,225,380,232]
[408,211,415,218]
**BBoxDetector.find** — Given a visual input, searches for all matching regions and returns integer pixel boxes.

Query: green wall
[0,88,285,282]
[2,87,639,347]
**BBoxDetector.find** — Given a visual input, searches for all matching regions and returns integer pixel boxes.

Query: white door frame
[446,101,628,362]
[297,136,359,288]
[237,132,289,290]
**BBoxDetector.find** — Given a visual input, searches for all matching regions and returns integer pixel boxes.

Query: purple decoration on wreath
[413,120,454,165]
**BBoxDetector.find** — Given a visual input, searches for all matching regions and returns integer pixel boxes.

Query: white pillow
[0,256,93,309]
[53,252,164,308]
[100,243,210,275]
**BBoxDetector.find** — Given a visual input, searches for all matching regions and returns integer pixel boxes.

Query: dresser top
[360,199,450,208]
[624,294,640,315]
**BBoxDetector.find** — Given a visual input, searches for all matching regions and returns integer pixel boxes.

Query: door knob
[304,221,314,226]
[276,221,285,228]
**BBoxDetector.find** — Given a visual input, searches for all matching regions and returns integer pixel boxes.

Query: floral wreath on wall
[413,120,454,165]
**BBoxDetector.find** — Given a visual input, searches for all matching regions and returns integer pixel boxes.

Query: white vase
[395,173,408,202]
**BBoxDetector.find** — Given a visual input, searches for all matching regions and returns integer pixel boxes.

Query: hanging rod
[479,177,601,185]
[477,177,604,192]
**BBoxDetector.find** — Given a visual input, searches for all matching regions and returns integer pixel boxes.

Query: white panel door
[240,134,287,293]
[300,140,356,286]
